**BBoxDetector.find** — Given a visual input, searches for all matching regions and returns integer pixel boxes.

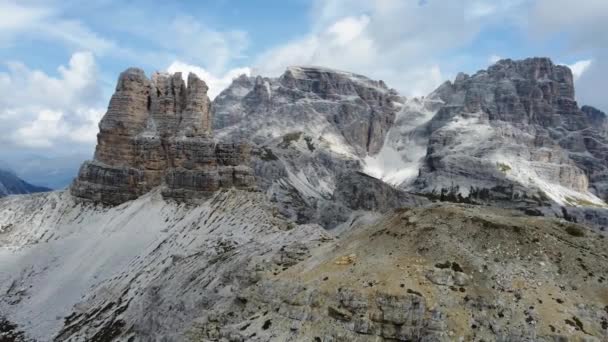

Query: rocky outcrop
[211,67,408,228]
[334,171,428,212]
[185,201,608,342]
[71,69,254,205]
[211,61,608,229]
[410,58,608,207]
[213,66,402,156]
[582,105,607,133]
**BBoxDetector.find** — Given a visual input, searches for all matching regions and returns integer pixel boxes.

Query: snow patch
[490,154,607,207]
[362,97,440,186]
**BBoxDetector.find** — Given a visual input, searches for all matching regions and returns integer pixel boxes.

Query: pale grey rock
[213,66,401,156]
[407,58,608,220]
[212,66,426,228]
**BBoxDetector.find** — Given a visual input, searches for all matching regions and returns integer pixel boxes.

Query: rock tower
[71,68,254,205]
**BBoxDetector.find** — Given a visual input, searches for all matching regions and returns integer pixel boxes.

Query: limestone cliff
[408,58,608,206]
[71,68,254,205]
[213,66,401,156]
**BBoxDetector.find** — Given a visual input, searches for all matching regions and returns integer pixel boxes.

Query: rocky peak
[582,105,607,128]
[413,57,608,208]
[149,70,211,137]
[279,66,392,100]
[71,68,254,205]
[213,65,401,155]
[489,57,575,100]
[434,57,579,128]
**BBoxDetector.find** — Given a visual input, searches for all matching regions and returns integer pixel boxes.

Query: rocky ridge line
[71,68,254,205]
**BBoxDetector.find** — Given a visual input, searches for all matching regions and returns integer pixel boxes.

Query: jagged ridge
[71,69,255,205]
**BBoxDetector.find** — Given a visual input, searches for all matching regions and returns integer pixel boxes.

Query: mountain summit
[410,58,608,206]
[70,69,254,205]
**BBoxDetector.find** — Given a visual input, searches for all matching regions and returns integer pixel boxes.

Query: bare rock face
[411,58,608,206]
[71,68,254,205]
[213,66,401,156]
[211,66,407,228]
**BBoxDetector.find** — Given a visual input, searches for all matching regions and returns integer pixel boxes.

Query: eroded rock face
[213,66,401,156]
[412,58,608,205]
[71,68,254,205]
[211,66,409,228]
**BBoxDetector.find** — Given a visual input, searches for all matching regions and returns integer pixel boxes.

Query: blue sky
[0,0,607,163]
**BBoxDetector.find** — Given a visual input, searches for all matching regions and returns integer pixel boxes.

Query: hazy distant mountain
[0,153,89,190]
[0,168,51,197]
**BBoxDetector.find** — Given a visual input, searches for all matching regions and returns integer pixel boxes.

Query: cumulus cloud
[163,16,249,74]
[253,0,526,97]
[0,2,248,75]
[0,52,104,150]
[167,61,251,99]
[568,59,593,81]
[530,0,608,112]
[0,1,118,56]
[0,1,50,33]
[531,0,608,49]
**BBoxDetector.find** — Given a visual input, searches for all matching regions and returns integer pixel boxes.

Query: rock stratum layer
[412,58,608,206]
[71,68,254,205]
[213,66,401,156]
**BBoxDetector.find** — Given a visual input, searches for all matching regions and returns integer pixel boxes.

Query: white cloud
[326,15,370,45]
[0,1,119,56]
[488,54,502,64]
[167,61,251,100]
[574,55,608,112]
[163,16,249,73]
[41,19,117,56]
[466,1,497,19]
[0,1,51,32]
[403,65,444,97]
[0,2,248,74]
[568,59,593,81]
[254,14,375,75]
[12,107,103,148]
[530,0,608,112]
[253,0,527,97]
[0,52,104,150]
[531,0,608,49]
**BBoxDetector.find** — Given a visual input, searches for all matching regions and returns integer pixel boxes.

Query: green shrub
[304,136,315,152]
[497,162,511,172]
[565,225,585,237]
[279,132,303,148]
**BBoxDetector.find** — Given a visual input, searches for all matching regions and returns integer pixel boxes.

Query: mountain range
[0,166,50,198]
[1,57,607,341]
[0,154,90,190]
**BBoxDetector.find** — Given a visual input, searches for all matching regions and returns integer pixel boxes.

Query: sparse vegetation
[304,136,315,152]
[565,225,585,237]
[253,147,279,161]
[261,147,278,161]
[496,162,511,172]
[279,132,303,148]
